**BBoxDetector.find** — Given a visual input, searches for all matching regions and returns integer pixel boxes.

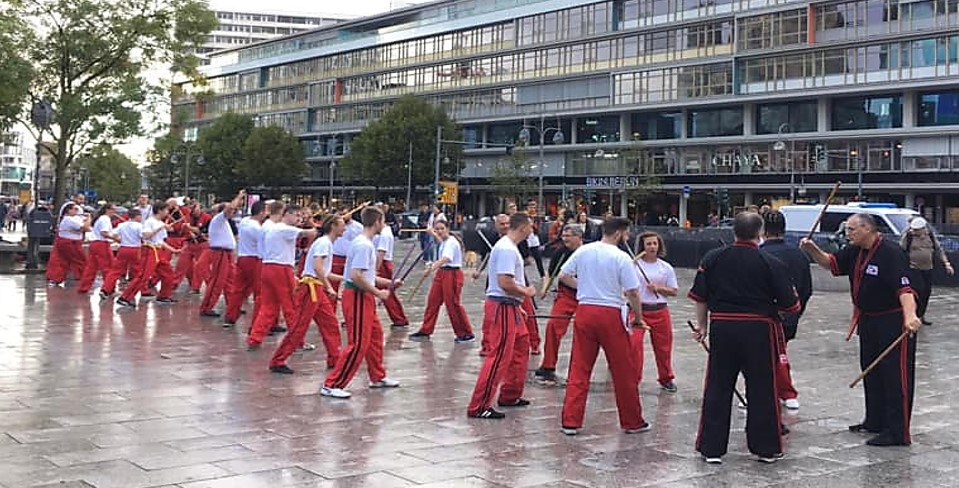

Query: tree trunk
[53,156,68,211]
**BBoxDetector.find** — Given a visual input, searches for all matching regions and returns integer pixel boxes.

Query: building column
[817,98,829,132]
[904,192,916,209]
[744,191,754,207]
[570,118,578,144]
[680,110,689,139]
[478,191,486,217]
[679,193,688,226]
[743,103,755,136]
[620,191,627,217]
[620,113,632,142]
[902,91,915,129]
[481,124,489,147]
[936,193,944,224]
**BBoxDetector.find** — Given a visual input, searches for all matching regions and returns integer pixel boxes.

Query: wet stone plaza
[2,240,959,487]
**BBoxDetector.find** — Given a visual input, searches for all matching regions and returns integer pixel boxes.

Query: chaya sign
[586,176,643,188]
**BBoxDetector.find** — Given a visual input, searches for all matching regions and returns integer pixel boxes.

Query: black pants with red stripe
[697,320,781,458]
[859,313,916,443]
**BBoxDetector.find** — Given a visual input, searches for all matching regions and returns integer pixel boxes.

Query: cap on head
[910,217,927,230]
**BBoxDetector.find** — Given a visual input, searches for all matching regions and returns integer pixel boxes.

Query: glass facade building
[174,0,959,223]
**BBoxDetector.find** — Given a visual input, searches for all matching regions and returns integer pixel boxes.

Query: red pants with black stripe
[562,304,645,430]
[120,247,175,301]
[271,283,341,369]
[540,287,578,370]
[174,241,208,291]
[101,247,140,294]
[200,249,234,313]
[46,238,86,284]
[224,256,261,324]
[419,268,472,336]
[324,287,387,389]
[247,263,296,346]
[77,241,115,293]
[377,261,408,326]
[629,306,676,385]
[467,299,529,415]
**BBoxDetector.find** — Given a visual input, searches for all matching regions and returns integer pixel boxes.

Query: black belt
[487,296,521,306]
[642,303,668,311]
[210,247,232,252]
[440,266,461,270]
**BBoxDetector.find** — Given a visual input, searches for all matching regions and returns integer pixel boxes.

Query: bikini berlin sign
[585,176,642,188]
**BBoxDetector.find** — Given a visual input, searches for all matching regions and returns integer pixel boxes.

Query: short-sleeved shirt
[345,234,376,286]
[303,235,334,278]
[92,215,114,242]
[237,217,262,258]
[142,217,168,246]
[486,236,526,299]
[689,242,800,317]
[261,223,301,266]
[333,220,363,257]
[207,212,236,250]
[58,215,85,240]
[561,242,641,309]
[117,221,142,247]
[635,258,678,305]
[439,237,463,268]
[257,219,275,259]
[830,237,913,314]
[374,225,395,261]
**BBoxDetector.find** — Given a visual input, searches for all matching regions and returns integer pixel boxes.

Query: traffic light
[718,187,729,205]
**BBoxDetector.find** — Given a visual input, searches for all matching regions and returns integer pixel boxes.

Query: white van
[780,203,919,236]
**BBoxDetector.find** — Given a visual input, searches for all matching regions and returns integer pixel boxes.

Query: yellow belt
[142,244,161,261]
[297,275,323,302]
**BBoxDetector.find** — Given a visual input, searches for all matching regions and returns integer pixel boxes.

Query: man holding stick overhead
[801,213,920,446]
[690,212,800,464]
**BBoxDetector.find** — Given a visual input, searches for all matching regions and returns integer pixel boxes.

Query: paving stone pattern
[1,240,958,487]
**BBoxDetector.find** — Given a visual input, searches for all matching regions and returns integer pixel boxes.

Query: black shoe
[468,408,505,419]
[780,424,790,435]
[408,331,431,342]
[270,326,287,333]
[498,398,530,407]
[660,381,678,393]
[269,365,295,375]
[116,298,136,308]
[391,323,409,328]
[190,289,201,295]
[200,310,221,318]
[757,453,785,463]
[98,290,110,300]
[866,434,909,446]
[222,320,236,328]
[454,334,475,343]
[849,423,883,434]
[247,342,261,351]
[921,318,932,326]
[156,297,177,304]
[535,367,556,380]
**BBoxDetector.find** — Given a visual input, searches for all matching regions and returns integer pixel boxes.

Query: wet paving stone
[1,241,957,487]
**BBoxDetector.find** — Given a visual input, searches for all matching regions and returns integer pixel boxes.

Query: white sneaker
[560,427,579,436]
[369,377,400,388]
[783,398,800,410]
[320,386,351,398]
[703,456,723,465]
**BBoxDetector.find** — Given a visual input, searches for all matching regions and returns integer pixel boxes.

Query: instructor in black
[801,213,921,447]
[689,212,800,464]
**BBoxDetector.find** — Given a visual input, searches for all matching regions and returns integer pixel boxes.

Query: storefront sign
[711,152,763,169]
[585,176,643,188]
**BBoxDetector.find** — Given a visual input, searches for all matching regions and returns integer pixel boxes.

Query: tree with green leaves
[342,95,461,199]
[75,146,140,203]
[490,147,536,205]
[239,126,307,193]
[5,0,216,208]
[144,132,184,200]
[195,113,254,199]
[0,10,33,130]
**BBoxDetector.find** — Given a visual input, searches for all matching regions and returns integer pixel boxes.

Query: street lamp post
[851,148,863,200]
[406,140,413,211]
[329,161,336,204]
[773,123,795,202]
[518,114,564,212]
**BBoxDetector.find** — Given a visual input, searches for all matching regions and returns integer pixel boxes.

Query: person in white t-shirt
[199,190,245,318]
[630,231,680,394]
[46,203,91,286]
[466,212,537,420]
[373,217,409,328]
[557,216,650,436]
[223,200,269,326]
[134,194,152,222]
[409,219,474,342]
[330,210,363,294]
[322,206,403,399]
[77,204,120,294]
[117,203,182,308]
[100,208,144,298]
[246,204,318,349]
[270,213,346,374]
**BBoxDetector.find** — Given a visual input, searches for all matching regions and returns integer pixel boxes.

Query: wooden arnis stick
[342,201,372,218]
[688,321,747,407]
[849,331,909,388]
[405,268,431,302]
[805,181,842,240]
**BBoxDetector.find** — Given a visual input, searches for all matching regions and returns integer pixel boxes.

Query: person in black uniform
[761,211,813,411]
[689,212,800,464]
[801,213,921,447]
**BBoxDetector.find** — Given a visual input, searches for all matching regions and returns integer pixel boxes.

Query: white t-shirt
[526,231,541,248]
[58,215,85,240]
[59,202,85,220]
[257,219,276,259]
[116,221,142,248]
[303,235,334,278]
[333,220,363,257]
[635,258,678,304]
[142,217,168,246]
[439,236,463,268]
[486,236,526,299]
[561,241,641,309]
[261,222,301,266]
[92,215,114,242]
[427,212,447,228]
[373,225,395,261]
[135,205,153,219]
[237,217,262,258]
[345,234,376,286]
[207,211,236,250]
